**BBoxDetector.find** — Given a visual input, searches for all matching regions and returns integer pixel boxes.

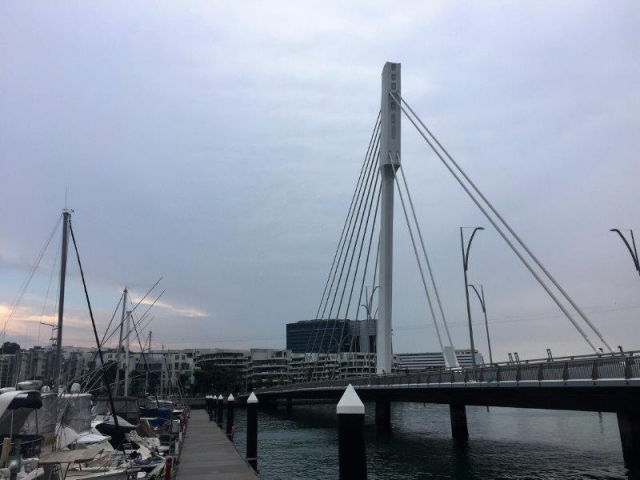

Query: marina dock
[178,409,258,480]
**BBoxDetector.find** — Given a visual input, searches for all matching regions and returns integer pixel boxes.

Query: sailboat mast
[115,287,127,396]
[124,309,131,396]
[144,330,151,393]
[54,210,70,387]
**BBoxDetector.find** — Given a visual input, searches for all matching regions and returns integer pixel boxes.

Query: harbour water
[231,402,631,480]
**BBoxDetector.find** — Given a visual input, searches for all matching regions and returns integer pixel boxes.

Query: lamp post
[468,284,493,366]
[610,229,640,278]
[461,227,484,373]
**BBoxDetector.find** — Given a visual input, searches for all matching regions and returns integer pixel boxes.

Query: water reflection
[231,402,631,480]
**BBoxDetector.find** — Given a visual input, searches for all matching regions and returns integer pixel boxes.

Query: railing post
[592,360,599,381]
[495,365,501,383]
[537,364,544,382]
[624,357,633,380]
[562,362,569,382]
[516,365,521,382]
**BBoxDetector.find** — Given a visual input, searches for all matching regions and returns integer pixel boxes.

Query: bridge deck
[178,409,258,480]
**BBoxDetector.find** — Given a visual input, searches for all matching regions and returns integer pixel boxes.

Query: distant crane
[40,322,58,348]
[40,322,58,382]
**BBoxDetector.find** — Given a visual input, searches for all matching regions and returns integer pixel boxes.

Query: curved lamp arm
[468,284,486,313]
[610,229,640,272]
[464,227,485,271]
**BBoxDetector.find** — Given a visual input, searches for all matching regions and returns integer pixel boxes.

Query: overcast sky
[1,1,639,361]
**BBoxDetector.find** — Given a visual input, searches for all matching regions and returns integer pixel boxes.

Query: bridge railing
[257,352,640,393]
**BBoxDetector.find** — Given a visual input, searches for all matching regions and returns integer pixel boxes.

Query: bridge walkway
[177,409,258,480]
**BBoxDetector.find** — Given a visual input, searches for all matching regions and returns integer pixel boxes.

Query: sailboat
[5,210,170,479]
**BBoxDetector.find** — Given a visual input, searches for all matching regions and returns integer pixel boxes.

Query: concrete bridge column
[375,399,391,426]
[617,409,640,468]
[449,403,468,440]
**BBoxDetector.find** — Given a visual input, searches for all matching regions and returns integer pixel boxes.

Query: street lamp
[460,226,484,372]
[610,229,640,278]
[468,284,493,366]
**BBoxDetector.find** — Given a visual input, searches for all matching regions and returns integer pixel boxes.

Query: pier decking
[178,409,258,480]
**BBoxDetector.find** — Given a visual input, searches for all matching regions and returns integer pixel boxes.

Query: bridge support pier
[449,403,468,440]
[375,400,391,426]
[286,398,292,413]
[617,409,640,468]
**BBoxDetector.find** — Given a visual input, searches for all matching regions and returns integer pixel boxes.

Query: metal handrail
[256,352,640,394]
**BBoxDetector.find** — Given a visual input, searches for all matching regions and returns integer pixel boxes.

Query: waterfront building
[396,350,484,371]
[9,343,485,393]
[246,349,292,389]
[0,353,21,388]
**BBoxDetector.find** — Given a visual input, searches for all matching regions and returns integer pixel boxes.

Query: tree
[84,361,118,396]
[193,363,241,395]
[1,342,21,355]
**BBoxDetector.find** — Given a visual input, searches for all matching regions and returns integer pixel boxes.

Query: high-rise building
[286,319,377,354]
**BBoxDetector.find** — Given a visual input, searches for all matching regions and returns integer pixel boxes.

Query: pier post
[375,399,391,426]
[617,409,640,468]
[206,395,214,421]
[246,392,259,472]
[164,456,173,480]
[337,385,367,480]
[226,394,235,440]
[449,403,469,440]
[216,395,224,427]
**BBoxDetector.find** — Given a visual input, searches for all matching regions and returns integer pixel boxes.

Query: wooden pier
[177,409,258,480]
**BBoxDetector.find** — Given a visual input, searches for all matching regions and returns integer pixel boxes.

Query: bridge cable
[394,162,446,355]
[391,92,602,353]
[329,169,381,375]
[345,187,381,375]
[326,147,381,355]
[346,231,381,375]
[398,164,457,352]
[392,91,612,352]
[311,133,380,378]
[313,113,381,322]
[306,115,381,356]
[308,125,380,357]
[341,172,381,322]
[320,128,380,322]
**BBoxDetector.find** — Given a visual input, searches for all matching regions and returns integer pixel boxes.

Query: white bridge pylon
[376,62,401,374]
[376,62,458,374]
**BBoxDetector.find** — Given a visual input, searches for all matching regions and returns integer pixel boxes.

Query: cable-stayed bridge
[251,63,640,468]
